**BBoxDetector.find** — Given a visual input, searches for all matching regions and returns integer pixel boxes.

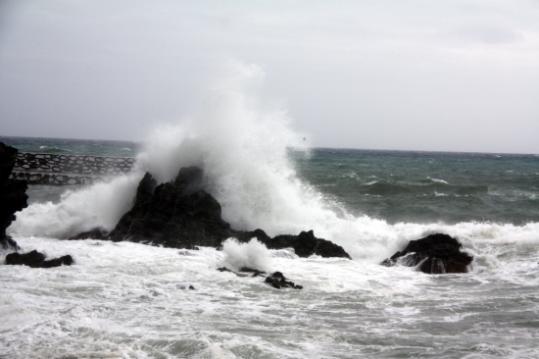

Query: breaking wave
[9,62,539,262]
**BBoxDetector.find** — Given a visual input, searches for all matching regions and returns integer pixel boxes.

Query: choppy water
[2,137,539,358]
[1,136,138,157]
[2,237,538,359]
[4,136,539,225]
[294,148,539,225]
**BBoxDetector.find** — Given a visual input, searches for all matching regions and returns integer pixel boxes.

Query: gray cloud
[1,0,538,153]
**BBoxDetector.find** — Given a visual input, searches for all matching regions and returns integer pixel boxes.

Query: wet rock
[218,266,233,273]
[5,250,74,268]
[177,284,196,290]
[69,227,109,240]
[0,143,28,250]
[234,229,351,259]
[381,233,473,274]
[109,167,232,248]
[265,271,303,289]
[109,166,351,259]
[270,230,350,259]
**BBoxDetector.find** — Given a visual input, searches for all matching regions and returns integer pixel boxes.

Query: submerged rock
[108,166,351,259]
[5,250,74,268]
[69,227,109,240]
[239,266,266,277]
[381,233,473,274]
[0,143,28,250]
[218,267,301,288]
[217,266,266,277]
[265,272,303,289]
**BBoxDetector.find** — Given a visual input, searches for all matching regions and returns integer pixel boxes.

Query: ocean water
[5,136,539,225]
[1,136,138,157]
[2,135,539,358]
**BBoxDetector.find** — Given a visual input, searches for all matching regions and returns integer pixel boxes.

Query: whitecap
[427,176,449,185]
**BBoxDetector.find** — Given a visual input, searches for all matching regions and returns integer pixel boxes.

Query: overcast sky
[1,0,538,153]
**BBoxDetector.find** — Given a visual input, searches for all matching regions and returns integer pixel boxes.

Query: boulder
[0,143,28,250]
[109,167,232,248]
[108,166,351,259]
[235,229,351,259]
[381,233,473,274]
[265,271,303,289]
[5,250,74,268]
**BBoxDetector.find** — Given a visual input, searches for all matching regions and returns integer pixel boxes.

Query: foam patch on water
[221,238,271,271]
[8,61,539,265]
[1,236,538,358]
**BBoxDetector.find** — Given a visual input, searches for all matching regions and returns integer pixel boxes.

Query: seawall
[11,152,136,185]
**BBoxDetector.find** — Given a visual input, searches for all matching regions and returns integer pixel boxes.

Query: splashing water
[221,238,272,272]
[4,62,539,358]
[9,62,539,263]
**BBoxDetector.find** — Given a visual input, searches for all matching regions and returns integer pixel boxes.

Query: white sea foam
[221,238,271,271]
[1,236,538,358]
[4,62,539,359]
[8,62,539,263]
[427,176,449,184]
[9,173,141,238]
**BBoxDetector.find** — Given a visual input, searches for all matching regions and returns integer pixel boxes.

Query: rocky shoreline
[2,141,474,277]
[1,143,73,267]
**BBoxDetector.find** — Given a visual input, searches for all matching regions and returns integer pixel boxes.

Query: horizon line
[1,134,538,157]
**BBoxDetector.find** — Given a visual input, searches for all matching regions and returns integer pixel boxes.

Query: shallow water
[1,237,538,359]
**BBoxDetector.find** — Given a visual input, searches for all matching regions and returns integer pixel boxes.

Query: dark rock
[69,227,109,240]
[5,250,74,268]
[177,284,196,290]
[272,230,350,259]
[40,255,74,268]
[234,229,351,259]
[0,143,28,250]
[108,166,351,258]
[381,233,473,274]
[1,236,19,250]
[265,271,302,289]
[5,250,44,266]
[109,167,232,248]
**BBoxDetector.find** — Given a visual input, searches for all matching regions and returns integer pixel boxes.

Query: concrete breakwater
[11,152,136,185]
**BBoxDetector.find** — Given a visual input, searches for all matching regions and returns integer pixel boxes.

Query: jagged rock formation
[109,167,232,248]
[217,267,302,289]
[0,143,28,250]
[265,272,303,289]
[236,229,351,259]
[105,167,351,259]
[381,233,473,274]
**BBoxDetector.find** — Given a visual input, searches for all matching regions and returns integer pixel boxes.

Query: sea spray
[9,173,141,238]
[8,62,539,263]
[221,238,271,272]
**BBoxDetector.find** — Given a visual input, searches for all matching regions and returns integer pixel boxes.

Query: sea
[1,135,538,359]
